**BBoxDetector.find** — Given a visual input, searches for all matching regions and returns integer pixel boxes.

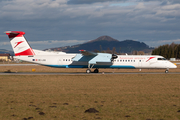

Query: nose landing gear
[165,69,169,73]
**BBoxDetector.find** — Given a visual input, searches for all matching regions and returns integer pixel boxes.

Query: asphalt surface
[0,64,38,66]
[0,72,179,75]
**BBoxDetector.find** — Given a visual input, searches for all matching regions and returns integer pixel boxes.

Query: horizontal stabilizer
[5,31,25,39]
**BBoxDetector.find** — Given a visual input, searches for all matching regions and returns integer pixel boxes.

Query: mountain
[87,36,119,43]
[47,36,153,54]
[0,49,14,55]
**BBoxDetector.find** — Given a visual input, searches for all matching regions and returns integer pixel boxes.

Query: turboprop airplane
[5,31,177,73]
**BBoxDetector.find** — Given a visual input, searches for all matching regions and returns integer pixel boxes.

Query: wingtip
[79,50,85,52]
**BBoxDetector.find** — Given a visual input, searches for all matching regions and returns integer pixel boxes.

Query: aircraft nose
[170,63,177,68]
[174,63,177,68]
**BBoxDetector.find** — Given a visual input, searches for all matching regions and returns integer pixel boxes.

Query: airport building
[0,54,11,61]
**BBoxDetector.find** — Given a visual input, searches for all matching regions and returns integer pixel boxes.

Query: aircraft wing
[72,50,113,64]
[79,50,97,56]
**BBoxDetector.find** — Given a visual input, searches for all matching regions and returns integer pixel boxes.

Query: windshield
[157,58,167,60]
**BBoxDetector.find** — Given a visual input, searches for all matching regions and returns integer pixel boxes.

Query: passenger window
[139,60,141,62]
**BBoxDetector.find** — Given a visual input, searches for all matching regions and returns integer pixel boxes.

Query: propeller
[111,54,118,61]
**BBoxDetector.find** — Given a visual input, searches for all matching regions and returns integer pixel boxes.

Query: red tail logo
[14,41,24,48]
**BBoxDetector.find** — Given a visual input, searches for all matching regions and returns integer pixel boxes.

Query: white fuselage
[14,51,177,69]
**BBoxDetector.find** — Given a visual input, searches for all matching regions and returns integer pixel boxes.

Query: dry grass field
[0,75,180,119]
[0,65,180,120]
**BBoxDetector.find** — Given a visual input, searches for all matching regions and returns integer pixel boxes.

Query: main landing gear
[86,64,99,73]
[86,68,99,73]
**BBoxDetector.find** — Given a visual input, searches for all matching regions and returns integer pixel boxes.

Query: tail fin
[5,31,35,56]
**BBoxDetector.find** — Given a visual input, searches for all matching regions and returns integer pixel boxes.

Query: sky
[0,0,180,50]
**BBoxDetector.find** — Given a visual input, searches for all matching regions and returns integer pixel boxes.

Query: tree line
[152,43,180,59]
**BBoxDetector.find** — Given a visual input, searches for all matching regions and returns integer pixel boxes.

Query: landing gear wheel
[165,70,169,73]
[86,69,91,73]
[94,69,99,73]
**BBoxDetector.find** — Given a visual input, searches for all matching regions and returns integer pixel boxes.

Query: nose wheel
[165,69,169,73]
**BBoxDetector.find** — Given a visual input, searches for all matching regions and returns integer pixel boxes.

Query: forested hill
[47,36,153,54]
[0,49,14,55]
[152,43,180,59]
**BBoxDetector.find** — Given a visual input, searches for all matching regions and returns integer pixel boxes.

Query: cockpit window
[158,58,167,60]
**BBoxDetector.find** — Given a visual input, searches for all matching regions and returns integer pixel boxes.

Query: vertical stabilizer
[5,31,35,56]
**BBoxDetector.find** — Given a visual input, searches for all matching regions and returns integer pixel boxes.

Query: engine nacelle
[112,54,118,60]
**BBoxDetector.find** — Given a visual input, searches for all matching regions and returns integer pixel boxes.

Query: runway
[0,72,179,75]
[0,64,179,75]
[0,64,38,66]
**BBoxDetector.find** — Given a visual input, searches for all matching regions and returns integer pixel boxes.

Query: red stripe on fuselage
[146,57,155,62]
[15,48,35,56]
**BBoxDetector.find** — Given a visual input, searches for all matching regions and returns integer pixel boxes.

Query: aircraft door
[161,60,168,68]
[156,58,168,68]
[148,57,157,68]
[138,60,142,68]
[58,58,63,65]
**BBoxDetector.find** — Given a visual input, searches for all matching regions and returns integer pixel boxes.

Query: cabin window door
[138,60,142,67]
